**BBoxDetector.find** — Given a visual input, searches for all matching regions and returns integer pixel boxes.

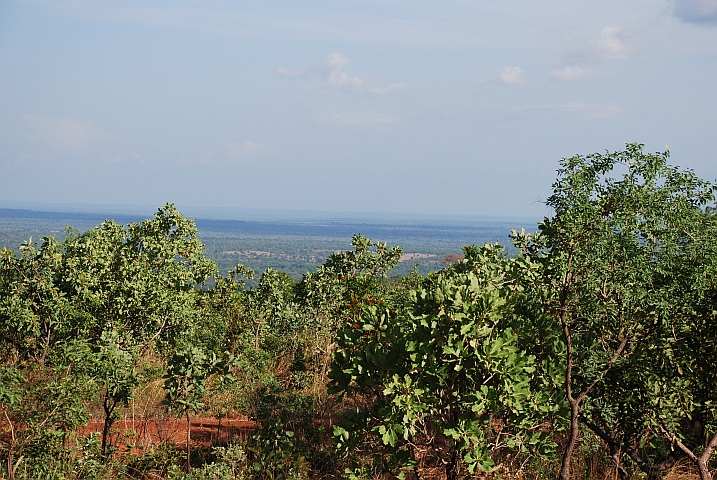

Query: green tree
[164,347,234,471]
[0,237,77,360]
[58,204,217,456]
[0,238,95,478]
[329,243,563,478]
[0,204,220,473]
[515,144,717,480]
[578,206,717,480]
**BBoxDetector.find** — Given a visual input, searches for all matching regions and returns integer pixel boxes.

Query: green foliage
[0,341,97,479]
[0,236,75,360]
[242,421,309,480]
[164,347,235,470]
[0,204,224,476]
[515,143,717,479]
[329,243,562,478]
[59,204,217,349]
[168,444,249,480]
[126,444,185,479]
[300,234,403,328]
[164,348,234,417]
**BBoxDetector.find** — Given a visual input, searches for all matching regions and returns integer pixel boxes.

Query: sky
[1,0,716,219]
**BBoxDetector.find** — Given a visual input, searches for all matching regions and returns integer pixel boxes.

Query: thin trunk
[609,448,630,480]
[697,461,712,480]
[561,401,580,480]
[101,389,117,457]
[699,432,717,480]
[696,431,717,480]
[446,445,460,480]
[216,416,222,445]
[580,416,631,480]
[186,410,192,472]
[558,250,576,480]
[7,454,24,480]
[558,292,628,480]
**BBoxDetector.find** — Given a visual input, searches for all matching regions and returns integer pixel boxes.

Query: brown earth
[80,416,255,454]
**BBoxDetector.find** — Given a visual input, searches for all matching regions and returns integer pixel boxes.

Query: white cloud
[319,110,396,126]
[516,102,621,120]
[478,66,526,85]
[499,66,525,85]
[21,114,110,151]
[551,66,596,81]
[560,26,632,65]
[590,26,629,61]
[673,0,717,24]
[225,140,267,160]
[278,53,405,94]
[324,53,364,89]
[276,66,303,78]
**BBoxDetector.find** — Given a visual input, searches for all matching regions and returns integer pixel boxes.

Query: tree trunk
[446,444,460,480]
[609,448,629,480]
[646,454,677,480]
[697,460,713,480]
[101,390,117,457]
[7,454,23,480]
[560,400,580,480]
[215,416,222,445]
[669,430,717,480]
[186,411,192,471]
[695,431,717,480]
[579,416,631,480]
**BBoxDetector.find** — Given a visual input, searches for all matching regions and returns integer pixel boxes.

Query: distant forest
[0,208,522,283]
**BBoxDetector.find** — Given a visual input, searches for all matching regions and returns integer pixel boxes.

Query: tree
[330,243,563,478]
[515,143,717,480]
[580,205,717,480]
[0,238,95,477]
[163,347,233,471]
[0,204,220,471]
[58,204,217,456]
[299,235,404,417]
[0,237,76,360]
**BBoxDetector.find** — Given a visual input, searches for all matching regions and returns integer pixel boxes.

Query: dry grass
[663,458,701,480]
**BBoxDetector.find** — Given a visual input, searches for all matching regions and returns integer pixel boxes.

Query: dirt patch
[80,416,255,454]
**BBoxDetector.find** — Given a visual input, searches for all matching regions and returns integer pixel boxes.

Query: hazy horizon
[0,200,542,226]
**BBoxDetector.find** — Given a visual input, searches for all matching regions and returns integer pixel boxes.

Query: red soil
[80,416,255,454]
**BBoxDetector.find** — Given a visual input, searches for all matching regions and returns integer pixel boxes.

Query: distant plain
[0,206,539,284]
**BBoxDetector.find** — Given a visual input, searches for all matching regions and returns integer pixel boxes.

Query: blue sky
[1,0,716,218]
